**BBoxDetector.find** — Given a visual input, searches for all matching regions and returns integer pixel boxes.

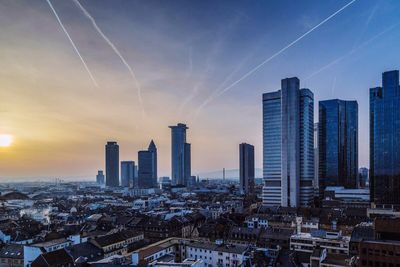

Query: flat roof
[31,238,70,248]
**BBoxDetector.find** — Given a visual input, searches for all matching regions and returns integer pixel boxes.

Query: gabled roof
[31,248,74,267]
[66,242,103,261]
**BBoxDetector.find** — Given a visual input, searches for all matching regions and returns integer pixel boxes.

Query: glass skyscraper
[262,77,314,207]
[314,123,319,196]
[169,123,191,186]
[105,141,119,187]
[148,140,158,187]
[96,170,105,185]
[239,143,255,195]
[138,140,157,189]
[318,99,358,191]
[121,161,135,188]
[370,70,400,205]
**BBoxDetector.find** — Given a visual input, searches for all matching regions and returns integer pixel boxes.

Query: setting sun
[0,134,13,147]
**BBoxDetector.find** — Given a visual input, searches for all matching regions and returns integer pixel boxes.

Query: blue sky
[0,0,399,178]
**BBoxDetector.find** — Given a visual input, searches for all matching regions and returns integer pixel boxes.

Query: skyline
[1,0,400,179]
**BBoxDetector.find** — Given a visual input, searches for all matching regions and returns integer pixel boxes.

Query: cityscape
[1,0,400,267]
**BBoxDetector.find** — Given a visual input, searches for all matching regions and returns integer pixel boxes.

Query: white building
[245,215,269,229]
[131,238,249,267]
[290,231,350,255]
[23,238,74,266]
[324,186,370,202]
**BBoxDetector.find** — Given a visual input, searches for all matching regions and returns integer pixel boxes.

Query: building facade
[96,170,105,185]
[105,141,119,187]
[170,124,191,186]
[121,161,135,188]
[370,70,400,205]
[314,123,319,196]
[319,99,358,191]
[358,167,369,189]
[148,140,158,187]
[262,77,314,207]
[138,141,157,189]
[239,143,255,195]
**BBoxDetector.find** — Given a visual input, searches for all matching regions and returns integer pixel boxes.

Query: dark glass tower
[121,161,135,188]
[318,99,358,190]
[240,143,255,195]
[148,140,158,187]
[169,123,191,186]
[96,170,105,185]
[138,140,157,188]
[105,141,119,187]
[370,70,400,205]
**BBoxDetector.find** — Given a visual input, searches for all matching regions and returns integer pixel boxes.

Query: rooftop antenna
[223,168,225,181]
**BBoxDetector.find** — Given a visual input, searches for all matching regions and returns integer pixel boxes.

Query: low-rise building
[131,238,249,267]
[90,230,144,258]
[290,230,350,255]
[24,238,73,267]
[0,244,23,267]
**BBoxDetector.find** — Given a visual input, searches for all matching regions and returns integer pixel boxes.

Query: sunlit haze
[1,0,400,180]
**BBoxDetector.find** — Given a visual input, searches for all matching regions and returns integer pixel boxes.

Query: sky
[1,0,400,180]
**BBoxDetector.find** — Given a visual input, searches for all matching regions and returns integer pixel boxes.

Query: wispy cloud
[193,53,252,118]
[72,0,146,117]
[46,0,98,87]
[305,22,400,81]
[179,12,244,114]
[197,0,357,109]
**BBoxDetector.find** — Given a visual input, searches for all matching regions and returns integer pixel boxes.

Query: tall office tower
[314,123,319,196]
[169,123,191,186]
[184,143,191,186]
[148,140,158,187]
[138,151,153,189]
[96,170,105,185]
[121,161,135,188]
[134,164,139,187]
[370,70,400,205]
[239,143,255,195]
[319,99,358,191]
[138,140,157,188]
[105,141,119,187]
[358,167,369,188]
[262,77,314,207]
[299,88,315,206]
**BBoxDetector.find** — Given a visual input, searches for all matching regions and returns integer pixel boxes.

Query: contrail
[200,0,357,107]
[180,14,243,114]
[46,0,98,87]
[194,53,252,117]
[305,22,400,81]
[72,0,145,116]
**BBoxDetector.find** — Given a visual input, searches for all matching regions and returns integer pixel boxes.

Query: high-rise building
[105,141,119,187]
[262,77,314,207]
[96,170,105,185]
[239,143,255,195]
[169,123,191,186]
[184,143,191,187]
[370,70,400,204]
[138,140,157,188]
[160,177,172,191]
[318,99,358,191]
[121,161,135,188]
[187,175,197,189]
[148,140,158,187]
[314,123,319,196]
[358,167,369,188]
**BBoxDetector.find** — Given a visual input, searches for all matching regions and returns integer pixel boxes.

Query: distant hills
[196,168,262,180]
